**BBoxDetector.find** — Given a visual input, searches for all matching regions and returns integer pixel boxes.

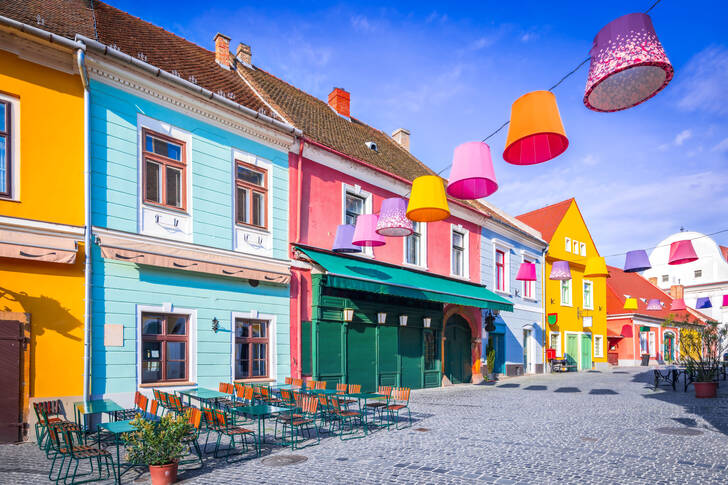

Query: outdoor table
[74,399,126,433]
[232,404,291,456]
[344,393,386,435]
[653,366,679,391]
[306,388,339,396]
[97,413,159,485]
[176,387,228,407]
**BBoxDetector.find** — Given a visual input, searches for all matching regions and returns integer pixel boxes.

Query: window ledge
[235,223,270,235]
[560,303,572,308]
[233,377,274,384]
[139,381,196,388]
[449,273,470,281]
[401,261,428,271]
[0,197,20,203]
[522,297,539,303]
[495,290,511,297]
[142,202,189,217]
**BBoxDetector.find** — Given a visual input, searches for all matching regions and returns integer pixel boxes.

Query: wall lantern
[377,312,387,324]
[343,308,354,322]
[723,295,728,308]
[211,317,219,333]
[399,314,408,326]
[423,317,432,328]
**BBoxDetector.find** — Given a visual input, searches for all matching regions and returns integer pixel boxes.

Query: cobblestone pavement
[2,368,728,484]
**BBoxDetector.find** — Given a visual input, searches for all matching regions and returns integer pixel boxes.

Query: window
[523,257,535,299]
[560,279,572,306]
[573,240,580,254]
[143,130,185,210]
[661,275,669,282]
[235,161,267,229]
[405,222,423,266]
[564,237,571,252]
[452,229,465,277]
[495,250,506,291]
[649,332,656,357]
[141,313,188,383]
[640,331,649,355]
[235,319,269,378]
[424,330,438,370]
[594,335,603,358]
[580,242,586,257]
[694,270,702,278]
[550,332,561,357]
[0,101,10,197]
[583,280,594,309]
[344,192,365,225]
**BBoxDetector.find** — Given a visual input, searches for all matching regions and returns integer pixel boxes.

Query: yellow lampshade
[584,256,609,278]
[503,90,568,165]
[406,175,450,222]
[624,298,638,311]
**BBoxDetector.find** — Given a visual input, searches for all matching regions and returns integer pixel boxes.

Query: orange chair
[386,387,412,429]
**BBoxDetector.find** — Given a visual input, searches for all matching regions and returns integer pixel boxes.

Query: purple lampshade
[646,299,662,311]
[446,142,498,199]
[332,224,361,253]
[670,298,686,311]
[352,214,385,247]
[584,13,673,112]
[549,261,571,281]
[376,197,413,237]
[696,297,712,309]
[515,262,537,282]
[624,249,651,273]
[723,295,728,308]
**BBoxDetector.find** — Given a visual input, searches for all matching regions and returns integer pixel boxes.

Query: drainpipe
[295,138,304,244]
[295,137,305,378]
[542,248,547,373]
[76,47,92,402]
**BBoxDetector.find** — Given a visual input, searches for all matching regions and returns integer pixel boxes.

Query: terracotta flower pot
[694,381,717,399]
[149,462,178,485]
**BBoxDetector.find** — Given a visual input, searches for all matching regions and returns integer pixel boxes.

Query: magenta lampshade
[624,249,651,273]
[646,299,662,311]
[549,261,571,281]
[723,295,728,308]
[670,298,686,311]
[668,240,698,265]
[352,214,385,247]
[584,13,673,112]
[446,142,498,199]
[515,262,537,282]
[332,224,361,253]
[696,297,712,309]
[375,197,413,237]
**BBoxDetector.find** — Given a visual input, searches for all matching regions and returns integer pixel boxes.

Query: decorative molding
[0,215,84,240]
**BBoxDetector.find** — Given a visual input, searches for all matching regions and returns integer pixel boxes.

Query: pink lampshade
[670,298,686,311]
[446,142,498,199]
[515,262,537,282]
[375,197,413,236]
[668,240,698,265]
[646,299,662,311]
[352,214,385,247]
[549,261,571,281]
[723,295,728,308]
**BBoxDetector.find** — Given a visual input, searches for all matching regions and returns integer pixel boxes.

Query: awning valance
[0,229,78,264]
[296,246,513,312]
[97,233,290,285]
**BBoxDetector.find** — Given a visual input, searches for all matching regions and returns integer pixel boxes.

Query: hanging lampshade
[584,13,674,112]
[516,262,537,282]
[446,141,498,199]
[624,297,638,310]
[406,175,450,222]
[584,257,609,277]
[723,295,728,308]
[503,90,568,165]
[352,214,385,247]
[375,197,413,237]
[670,298,686,311]
[623,249,651,273]
[332,224,361,253]
[668,240,698,265]
[646,299,662,311]
[549,261,571,281]
[696,297,712,309]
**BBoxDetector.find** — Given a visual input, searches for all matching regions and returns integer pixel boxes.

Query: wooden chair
[47,425,113,484]
[292,378,303,388]
[285,377,293,385]
[365,386,392,425]
[335,383,357,408]
[315,381,327,390]
[32,400,74,449]
[329,396,363,440]
[117,391,148,420]
[210,408,255,462]
[259,386,283,405]
[386,387,412,429]
[282,395,320,449]
[179,408,204,467]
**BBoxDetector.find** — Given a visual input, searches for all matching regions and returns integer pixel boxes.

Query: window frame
[639,331,649,355]
[142,128,187,212]
[235,159,268,230]
[0,100,11,198]
[495,249,506,292]
[140,312,189,385]
[564,237,571,253]
[341,184,372,257]
[560,279,572,307]
[549,331,562,357]
[583,280,594,310]
[522,256,536,299]
[573,240,580,254]
[593,334,603,358]
[403,221,427,268]
[234,318,270,379]
[451,226,469,278]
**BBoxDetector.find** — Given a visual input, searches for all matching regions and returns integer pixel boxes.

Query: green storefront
[297,247,512,392]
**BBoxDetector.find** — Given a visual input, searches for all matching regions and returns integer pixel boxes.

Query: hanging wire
[603,228,728,260]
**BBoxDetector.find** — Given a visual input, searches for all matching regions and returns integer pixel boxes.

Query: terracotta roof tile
[515,198,574,242]
[0,0,97,39]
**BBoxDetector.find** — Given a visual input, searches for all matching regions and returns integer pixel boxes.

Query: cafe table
[97,413,160,485]
[176,387,228,407]
[74,399,126,433]
[343,393,387,435]
[232,404,292,456]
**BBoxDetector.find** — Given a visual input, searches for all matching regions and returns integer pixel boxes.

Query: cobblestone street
[2,368,728,484]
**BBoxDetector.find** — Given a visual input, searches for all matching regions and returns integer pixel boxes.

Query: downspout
[296,137,305,378]
[542,248,547,373]
[76,48,92,401]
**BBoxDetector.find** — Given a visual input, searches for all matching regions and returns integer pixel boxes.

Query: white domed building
[643,231,728,326]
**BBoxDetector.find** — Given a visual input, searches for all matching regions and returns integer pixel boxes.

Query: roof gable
[515,199,573,242]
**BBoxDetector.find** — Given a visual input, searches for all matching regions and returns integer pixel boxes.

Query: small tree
[124,412,192,466]
[678,319,728,382]
[485,337,496,376]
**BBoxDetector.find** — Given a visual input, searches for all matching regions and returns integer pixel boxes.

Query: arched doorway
[444,314,472,384]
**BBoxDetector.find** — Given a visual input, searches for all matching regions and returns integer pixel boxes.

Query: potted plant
[677,319,727,398]
[485,338,496,381]
[124,412,192,485]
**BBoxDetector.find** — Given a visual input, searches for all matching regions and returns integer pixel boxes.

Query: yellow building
[0,24,85,441]
[517,199,608,370]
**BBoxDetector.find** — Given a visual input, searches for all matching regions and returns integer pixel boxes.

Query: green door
[565,333,578,367]
[399,326,423,389]
[580,333,592,370]
[347,323,377,392]
[444,315,471,384]
[378,325,399,387]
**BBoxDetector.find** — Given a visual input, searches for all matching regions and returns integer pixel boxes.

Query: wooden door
[399,326,423,390]
[0,319,24,443]
[444,316,471,384]
[565,334,578,368]
[346,323,377,392]
[580,334,592,370]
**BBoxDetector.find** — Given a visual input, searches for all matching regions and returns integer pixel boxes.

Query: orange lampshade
[503,90,569,165]
[406,175,450,222]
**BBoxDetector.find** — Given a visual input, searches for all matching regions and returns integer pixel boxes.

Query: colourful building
[517,199,609,371]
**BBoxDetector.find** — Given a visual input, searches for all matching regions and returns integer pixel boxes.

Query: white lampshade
[377,312,387,324]
[399,315,408,326]
[343,308,354,322]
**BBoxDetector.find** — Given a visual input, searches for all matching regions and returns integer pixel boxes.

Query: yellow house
[517,199,608,371]
[0,24,85,441]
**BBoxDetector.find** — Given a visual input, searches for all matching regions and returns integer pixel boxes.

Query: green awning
[297,246,513,312]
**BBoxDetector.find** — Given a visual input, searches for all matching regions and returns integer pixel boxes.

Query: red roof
[720,245,728,263]
[515,199,574,242]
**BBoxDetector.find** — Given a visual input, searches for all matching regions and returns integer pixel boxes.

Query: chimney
[236,42,251,66]
[328,87,350,118]
[669,285,684,299]
[648,277,657,286]
[391,128,410,151]
[214,33,231,68]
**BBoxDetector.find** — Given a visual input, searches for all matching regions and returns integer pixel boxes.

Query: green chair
[279,395,320,449]
[47,425,113,484]
[208,407,255,462]
[329,396,364,440]
[386,387,412,429]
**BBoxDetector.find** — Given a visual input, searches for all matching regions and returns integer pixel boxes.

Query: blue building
[82,20,299,404]
[480,211,548,376]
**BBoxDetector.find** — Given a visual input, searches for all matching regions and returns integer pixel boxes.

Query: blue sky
[111,0,728,264]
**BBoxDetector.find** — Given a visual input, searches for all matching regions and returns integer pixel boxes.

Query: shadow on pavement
[524,385,548,391]
[554,387,581,393]
[589,389,619,395]
[496,383,520,388]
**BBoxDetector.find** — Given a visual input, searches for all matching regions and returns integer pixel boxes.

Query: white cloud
[712,138,728,153]
[350,15,373,32]
[381,64,465,113]
[674,129,692,146]
[676,45,728,116]
[581,154,599,166]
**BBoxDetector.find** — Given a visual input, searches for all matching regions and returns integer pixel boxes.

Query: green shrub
[123,412,192,466]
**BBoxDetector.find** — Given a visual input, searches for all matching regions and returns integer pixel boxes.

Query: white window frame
[573,240,580,254]
[550,331,562,357]
[136,304,197,388]
[402,221,427,269]
[450,224,470,279]
[564,237,571,253]
[639,331,649,355]
[231,310,278,382]
[649,331,656,357]
[0,93,20,201]
[560,279,572,307]
[520,251,538,301]
[593,334,603,358]
[231,148,274,257]
[583,280,594,310]
[341,183,372,257]
[580,242,586,257]
[492,239,511,294]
